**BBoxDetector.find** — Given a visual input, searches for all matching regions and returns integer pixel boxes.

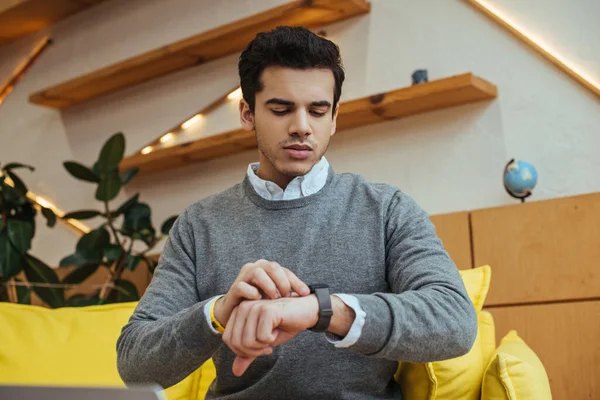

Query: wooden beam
[120,73,497,175]
[0,36,52,106]
[28,0,371,109]
[0,0,106,45]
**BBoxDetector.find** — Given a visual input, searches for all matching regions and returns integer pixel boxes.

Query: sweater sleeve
[116,208,223,390]
[347,190,478,363]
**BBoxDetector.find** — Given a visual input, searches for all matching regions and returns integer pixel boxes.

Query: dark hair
[238,26,345,116]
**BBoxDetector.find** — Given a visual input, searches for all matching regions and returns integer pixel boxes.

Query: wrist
[213,296,228,327]
[327,295,355,337]
[306,294,320,329]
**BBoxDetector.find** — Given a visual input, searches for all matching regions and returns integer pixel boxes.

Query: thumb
[232,356,256,377]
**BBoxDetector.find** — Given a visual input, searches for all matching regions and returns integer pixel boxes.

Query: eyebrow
[265,98,332,108]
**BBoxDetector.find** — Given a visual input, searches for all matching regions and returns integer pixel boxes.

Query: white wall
[0,0,598,266]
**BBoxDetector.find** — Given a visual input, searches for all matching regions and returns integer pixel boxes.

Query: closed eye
[271,109,290,116]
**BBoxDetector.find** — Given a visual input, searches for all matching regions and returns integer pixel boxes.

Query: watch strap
[309,284,333,332]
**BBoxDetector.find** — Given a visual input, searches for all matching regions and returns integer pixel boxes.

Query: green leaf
[1,181,25,206]
[95,171,121,201]
[59,252,90,267]
[66,293,101,307]
[12,202,36,224]
[6,170,27,195]
[103,244,122,262]
[3,163,34,172]
[0,233,24,278]
[120,168,139,185]
[106,279,138,303]
[122,203,152,233]
[41,206,56,227]
[140,227,156,247]
[161,215,178,235]
[14,278,32,304]
[76,227,110,262]
[63,161,101,183]
[116,193,139,215]
[61,264,100,285]
[23,254,64,308]
[125,255,142,271]
[63,210,102,220]
[96,133,125,173]
[7,219,33,254]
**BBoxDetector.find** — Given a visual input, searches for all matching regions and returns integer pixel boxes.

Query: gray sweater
[116,167,477,399]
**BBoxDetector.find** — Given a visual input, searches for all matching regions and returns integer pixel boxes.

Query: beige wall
[0,0,599,266]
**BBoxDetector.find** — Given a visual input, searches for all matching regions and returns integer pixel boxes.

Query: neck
[256,153,298,189]
[256,166,295,189]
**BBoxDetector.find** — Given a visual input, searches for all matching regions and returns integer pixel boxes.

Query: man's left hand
[222,295,319,376]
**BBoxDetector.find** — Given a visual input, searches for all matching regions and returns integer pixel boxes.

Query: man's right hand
[213,259,310,327]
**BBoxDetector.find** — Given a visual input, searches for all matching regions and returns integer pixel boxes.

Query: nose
[288,109,312,138]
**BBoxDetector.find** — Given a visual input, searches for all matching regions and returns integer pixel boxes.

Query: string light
[35,196,54,209]
[160,132,174,143]
[134,84,241,160]
[181,114,203,129]
[227,87,242,100]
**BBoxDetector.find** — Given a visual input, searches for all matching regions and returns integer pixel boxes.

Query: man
[117,26,477,399]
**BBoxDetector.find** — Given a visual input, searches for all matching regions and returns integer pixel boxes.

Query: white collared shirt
[203,156,366,348]
[246,155,330,200]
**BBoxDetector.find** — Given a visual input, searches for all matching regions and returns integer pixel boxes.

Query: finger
[232,281,262,301]
[222,307,237,345]
[262,263,292,297]
[233,355,261,377]
[229,304,269,357]
[231,304,247,355]
[224,308,254,357]
[257,307,278,344]
[285,269,310,296]
[242,304,270,350]
[251,268,279,299]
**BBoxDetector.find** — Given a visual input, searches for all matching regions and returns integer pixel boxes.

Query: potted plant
[58,132,178,306]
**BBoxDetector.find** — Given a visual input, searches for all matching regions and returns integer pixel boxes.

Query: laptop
[0,384,166,400]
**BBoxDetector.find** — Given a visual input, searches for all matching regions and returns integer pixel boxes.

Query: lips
[283,144,312,160]
[284,144,312,151]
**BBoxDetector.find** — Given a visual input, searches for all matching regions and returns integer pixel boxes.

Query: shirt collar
[246,156,330,200]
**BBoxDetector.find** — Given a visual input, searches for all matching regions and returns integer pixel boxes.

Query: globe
[503,159,538,201]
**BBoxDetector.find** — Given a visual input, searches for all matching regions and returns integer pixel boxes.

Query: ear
[330,104,339,137]
[239,99,255,131]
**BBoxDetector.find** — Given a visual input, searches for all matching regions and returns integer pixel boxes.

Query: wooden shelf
[28,0,371,109]
[0,0,106,45]
[120,73,497,175]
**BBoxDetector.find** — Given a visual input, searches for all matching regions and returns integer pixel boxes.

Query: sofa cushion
[481,330,552,400]
[0,301,203,400]
[396,265,493,400]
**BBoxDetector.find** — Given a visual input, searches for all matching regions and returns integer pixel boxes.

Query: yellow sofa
[0,266,551,399]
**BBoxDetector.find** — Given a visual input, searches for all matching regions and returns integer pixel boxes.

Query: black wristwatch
[308,284,333,332]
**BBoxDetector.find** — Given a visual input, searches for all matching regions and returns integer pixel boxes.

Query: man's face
[239,67,338,187]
